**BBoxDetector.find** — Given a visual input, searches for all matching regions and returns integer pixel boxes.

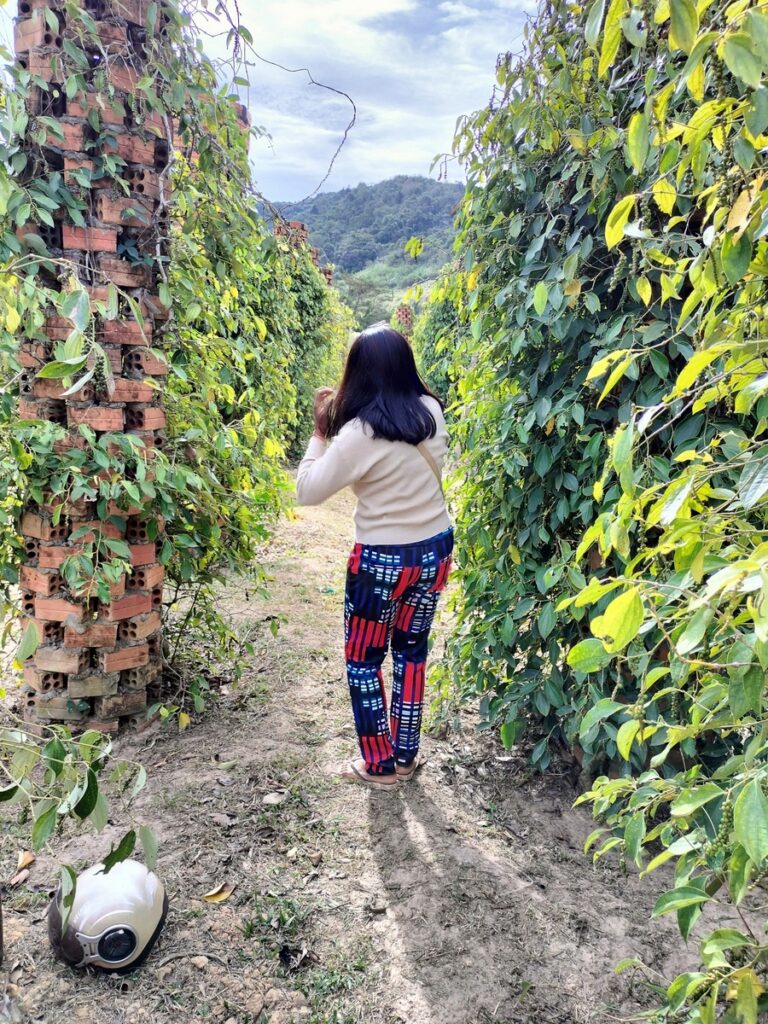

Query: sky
[231,0,531,201]
[1,0,532,200]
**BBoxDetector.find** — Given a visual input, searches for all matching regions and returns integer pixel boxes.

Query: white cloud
[0,0,530,199]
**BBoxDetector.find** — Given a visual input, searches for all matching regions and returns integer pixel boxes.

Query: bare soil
[2,491,702,1024]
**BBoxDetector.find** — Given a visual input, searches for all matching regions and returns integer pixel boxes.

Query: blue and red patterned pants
[344,528,454,775]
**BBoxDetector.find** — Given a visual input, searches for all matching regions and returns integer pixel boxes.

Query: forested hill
[277,175,464,273]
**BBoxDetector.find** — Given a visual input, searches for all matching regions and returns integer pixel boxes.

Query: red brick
[140,110,165,136]
[71,91,124,125]
[54,121,85,151]
[76,520,124,543]
[33,376,94,401]
[108,61,139,93]
[19,341,50,369]
[139,292,171,320]
[109,378,156,403]
[19,565,60,595]
[102,319,152,346]
[70,21,127,53]
[82,717,120,732]
[61,225,118,253]
[23,665,67,691]
[128,542,156,566]
[113,0,149,25]
[34,597,84,622]
[14,12,48,52]
[64,623,118,648]
[123,348,167,375]
[38,544,84,569]
[34,647,88,674]
[19,48,61,81]
[102,592,152,621]
[96,255,151,288]
[126,406,165,430]
[93,346,119,376]
[21,512,68,542]
[86,285,111,306]
[68,672,120,698]
[105,133,155,165]
[125,168,161,202]
[100,642,149,672]
[74,575,125,601]
[34,695,89,722]
[53,432,87,454]
[117,610,161,641]
[129,431,157,451]
[18,398,44,420]
[67,405,124,432]
[64,156,94,186]
[95,194,154,228]
[95,689,147,718]
[128,563,164,590]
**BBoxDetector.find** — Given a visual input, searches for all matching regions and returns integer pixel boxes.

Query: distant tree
[336,229,376,272]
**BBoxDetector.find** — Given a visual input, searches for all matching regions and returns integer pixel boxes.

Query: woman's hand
[313,387,334,440]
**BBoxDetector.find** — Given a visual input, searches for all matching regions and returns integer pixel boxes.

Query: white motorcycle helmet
[48,859,168,973]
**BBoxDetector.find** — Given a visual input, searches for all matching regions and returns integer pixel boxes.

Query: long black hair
[326,323,442,444]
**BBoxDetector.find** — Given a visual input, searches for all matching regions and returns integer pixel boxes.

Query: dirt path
[3,492,692,1024]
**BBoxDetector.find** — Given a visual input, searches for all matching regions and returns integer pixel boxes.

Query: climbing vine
[442,0,768,1017]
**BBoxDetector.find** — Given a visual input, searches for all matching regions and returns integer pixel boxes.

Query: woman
[296,323,453,790]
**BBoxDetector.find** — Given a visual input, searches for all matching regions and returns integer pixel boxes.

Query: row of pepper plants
[0,0,350,886]
[434,0,768,1018]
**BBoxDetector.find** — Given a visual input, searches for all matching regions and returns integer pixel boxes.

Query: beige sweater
[295,396,452,545]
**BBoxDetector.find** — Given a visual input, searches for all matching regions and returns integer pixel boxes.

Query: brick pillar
[14,0,170,731]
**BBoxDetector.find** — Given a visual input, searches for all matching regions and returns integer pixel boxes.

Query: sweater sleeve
[295,425,371,506]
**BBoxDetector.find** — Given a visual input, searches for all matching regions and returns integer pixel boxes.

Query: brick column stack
[14,0,171,732]
[394,304,414,338]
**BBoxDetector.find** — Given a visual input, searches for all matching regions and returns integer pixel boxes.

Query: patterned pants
[344,528,454,775]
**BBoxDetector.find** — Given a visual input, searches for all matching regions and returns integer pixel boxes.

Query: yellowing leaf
[687,61,705,102]
[598,355,635,405]
[533,282,548,314]
[605,194,636,248]
[203,881,236,903]
[564,279,582,296]
[616,719,640,760]
[5,306,20,332]
[599,0,628,76]
[652,177,676,214]
[627,112,650,172]
[179,711,191,731]
[636,276,652,305]
[586,349,631,382]
[590,586,645,652]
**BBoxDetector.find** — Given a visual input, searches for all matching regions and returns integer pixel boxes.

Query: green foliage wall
[281,246,354,461]
[411,273,461,402]
[0,0,353,671]
[442,0,768,1015]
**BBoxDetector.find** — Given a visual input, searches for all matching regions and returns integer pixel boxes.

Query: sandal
[396,756,425,781]
[341,758,398,790]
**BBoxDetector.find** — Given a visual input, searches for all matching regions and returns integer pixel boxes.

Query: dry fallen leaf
[211,813,233,828]
[202,881,236,903]
[287,847,298,861]
[190,955,208,970]
[262,791,287,806]
[309,852,323,867]
[16,851,35,872]
[9,869,30,888]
